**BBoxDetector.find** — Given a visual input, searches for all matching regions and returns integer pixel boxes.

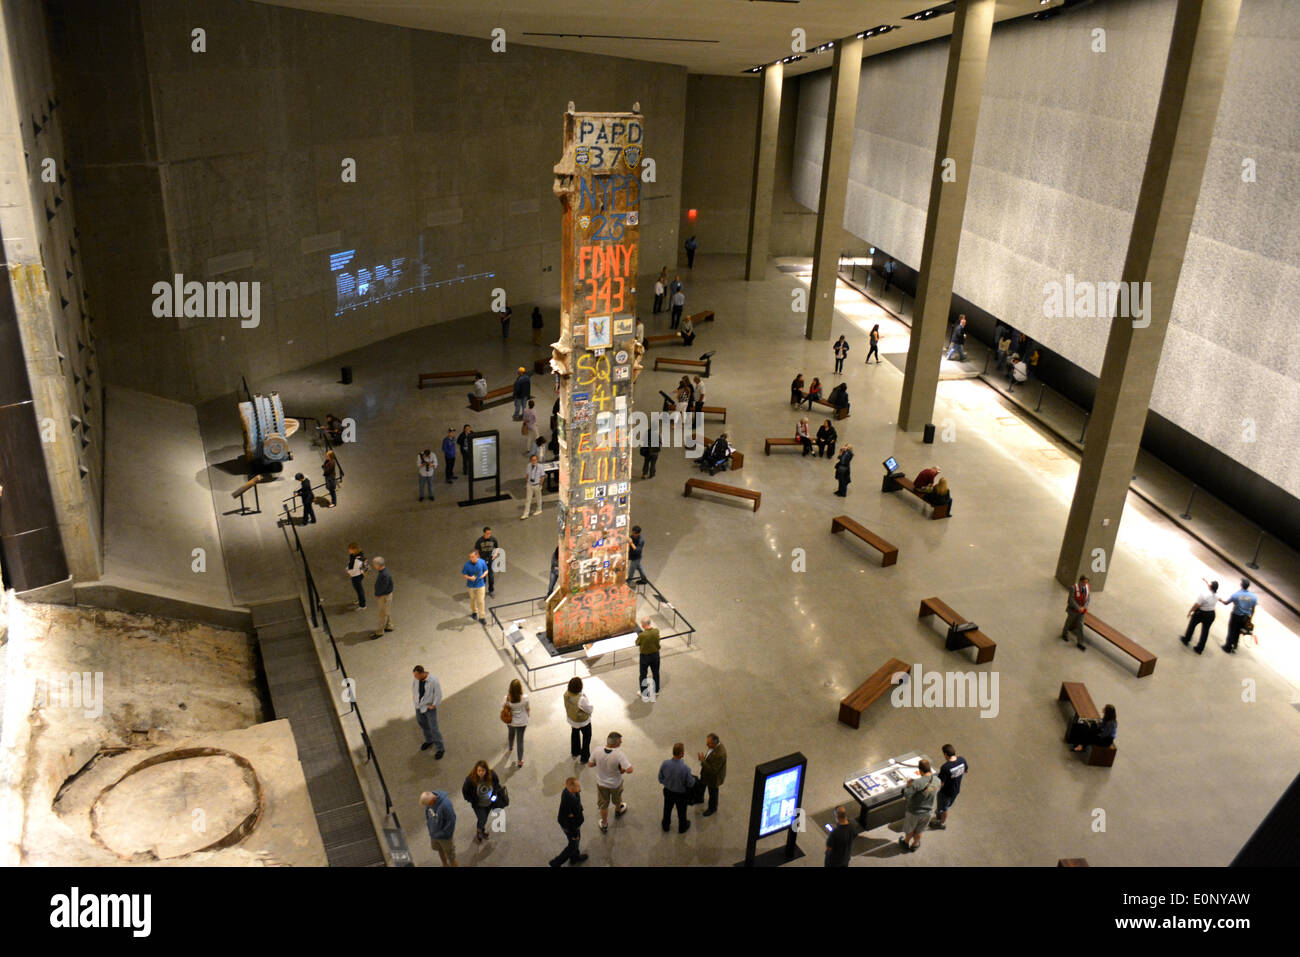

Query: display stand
[460,429,510,506]
[842,750,932,830]
[738,752,808,867]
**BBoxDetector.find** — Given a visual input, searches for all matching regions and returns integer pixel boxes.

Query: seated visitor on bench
[913,466,941,492]
[816,420,837,459]
[803,377,823,411]
[924,477,952,514]
[1072,704,1117,753]
[1007,354,1028,392]
[827,382,849,413]
[322,413,343,444]
[699,434,733,475]
[473,375,488,398]
[795,417,813,456]
[679,315,696,347]
[790,373,805,406]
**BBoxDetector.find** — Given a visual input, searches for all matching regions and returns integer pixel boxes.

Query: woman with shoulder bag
[564,677,594,763]
[503,678,530,767]
[462,759,505,842]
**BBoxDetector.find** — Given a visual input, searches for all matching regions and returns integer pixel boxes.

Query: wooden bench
[644,334,682,347]
[809,396,850,420]
[700,405,726,422]
[419,369,480,388]
[1058,681,1117,767]
[765,437,803,454]
[831,515,898,567]
[468,386,512,411]
[683,477,760,512]
[688,310,714,323]
[918,596,995,664]
[1057,858,1090,867]
[654,355,711,377]
[883,474,950,519]
[838,658,912,729]
[1085,612,1157,677]
[700,438,743,471]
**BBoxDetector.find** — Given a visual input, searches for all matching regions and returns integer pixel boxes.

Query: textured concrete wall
[0,0,102,581]
[50,0,687,403]
[680,75,760,257]
[790,0,1300,499]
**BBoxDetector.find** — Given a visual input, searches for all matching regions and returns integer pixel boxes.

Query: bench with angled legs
[1084,612,1157,677]
[918,596,995,663]
[468,386,512,411]
[883,473,950,519]
[838,658,912,729]
[1058,681,1117,767]
[831,515,898,567]
[419,369,480,388]
[683,477,760,511]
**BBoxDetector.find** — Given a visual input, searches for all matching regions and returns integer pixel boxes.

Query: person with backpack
[346,542,367,608]
[564,676,594,764]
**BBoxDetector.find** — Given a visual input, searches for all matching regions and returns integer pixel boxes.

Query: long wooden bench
[645,334,683,347]
[700,405,726,422]
[683,477,760,512]
[883,474,950,519]
[765,436,803,454]
[831,515,898,567]
[1084,612,1157,677]
[468,386,512,411]
[654,355,711,377]
[700,438,743,471]
[1058,681,1117,767]
[1057,858,1090,867]
[918,596,995,664]
[838,657,912,729]
[419,369,480,388]
[809,396,850,420]
[688,310,714,323]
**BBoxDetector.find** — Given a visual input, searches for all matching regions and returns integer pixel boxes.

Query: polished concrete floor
[188,254,1300,867]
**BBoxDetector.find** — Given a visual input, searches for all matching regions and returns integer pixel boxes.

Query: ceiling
[249,0,1063,78]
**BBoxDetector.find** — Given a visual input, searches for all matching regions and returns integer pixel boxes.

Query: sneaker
[420,742,433,751]
[1060,633,1069,642]
[898,837,908,850]
[520,514,529,520]
[929,821,946,830]
[615,803,628,817]
[1180,636,1189,644]
[679,821,691,834]
[384,625,394,632]
[471,613,478,621]
[434,750,444,760]
[662,822,670,832]
[599,821,608,832]
[1077,642,1086,652]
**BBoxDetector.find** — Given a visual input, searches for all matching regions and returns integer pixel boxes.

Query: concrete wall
[790,0,1300,501]
[679,75,760,258]
[49,0,687,404]
[769,74,818,258]
[0,0,102,582]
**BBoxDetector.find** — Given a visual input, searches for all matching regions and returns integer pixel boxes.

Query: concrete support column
[744,62,783,281]
[805,37,862,340]
[897,0,994,432]
[1056,0,1241,590]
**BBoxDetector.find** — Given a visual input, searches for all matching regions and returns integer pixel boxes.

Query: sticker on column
[615,515,627,528]
[588,315,612,349]
[613,318,634,337]
[614,365,630,381]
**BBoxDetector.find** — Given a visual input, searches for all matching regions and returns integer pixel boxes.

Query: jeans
[641,453,658,478]
[639,652,661,695]
[628,557,645,584]
[325,476,337,505]
[508,725,526,762]
[834,356,844,374]
[570,724,592,762]
[514,397,527,419]
[350,575,367,607]
[300,494,316,524]
[416,708,443,749]
[945,343,966,361]
[653,293,664,313]
[473,805,491,834]
[662,789,688,830]
[419,474,435,500]
[671,305,682,328]
[1183,609,1215,651]
[866,342,879,363]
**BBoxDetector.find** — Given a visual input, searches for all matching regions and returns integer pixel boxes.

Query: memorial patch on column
[547,106,645,649]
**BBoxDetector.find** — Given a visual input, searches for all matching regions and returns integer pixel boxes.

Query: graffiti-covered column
[547,105,645,650]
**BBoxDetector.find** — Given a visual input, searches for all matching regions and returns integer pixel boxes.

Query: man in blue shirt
[463,548,489,622]
[441,428,457,482]
[1219,577,1257,653]
[658,742,697,834]
[420,789,457,866]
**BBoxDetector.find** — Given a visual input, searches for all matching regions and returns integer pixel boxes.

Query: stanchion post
[1181,484,1196,520]
[1079,412,1090,445]
[1247,530,1264,570]
[1034,382,1046,412]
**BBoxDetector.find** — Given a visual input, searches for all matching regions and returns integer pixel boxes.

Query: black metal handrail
[283,504,399,827]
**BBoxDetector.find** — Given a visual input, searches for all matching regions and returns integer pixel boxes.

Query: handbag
[493,783,510,808]
[686,778,706,806]
[500,702,513,724]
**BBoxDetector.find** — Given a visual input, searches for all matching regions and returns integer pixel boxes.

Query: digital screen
[758,766,803,837]
[329,240,493,317]
[471,434,497,479]
[883,456,898,473]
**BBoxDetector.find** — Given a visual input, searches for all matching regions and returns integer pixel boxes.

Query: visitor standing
[522,399,539,454]
[321,450,341,506]
[411,665,445,758]
[833,335,850,374]
[418,449,437,501]
[346,543,367,608]
[420,789,457,866]
[659,743,696,834]
[457,425,473,474]
[503,678,530,768]
[834,444,854,497]
[684,235,698,269]
[531,306,544,345]
[636,617,661,696]
[670,286,685,329]
[295,472,316,524]
[698,734,727,817]
[549,778,588,867]
[898,759,939,853]
[930,744,968,830]
[653,275,665,314]
[1060,575,1090,651]
[564,677,594,764]
[588,732,632,832]
[463,548,489,622]
[825,807,855,867]
[866,324,881,364]
[627,525,646,584]
[640,429,660,479]
[1219,578,1258,653]
[521,454,545,519]
[1181,578,1219,654]
[441,428,457,483]
[512,367,531,421]
[944,315,968,361]
[473,526,501,598]
[370,556,393,639]
[461,760,503,843]
[691,376,706,415]
[499,302,512,339]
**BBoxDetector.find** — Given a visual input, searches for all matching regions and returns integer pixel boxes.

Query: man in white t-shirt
[1181,578,1219,654]
[587,731,633,832]
[417,449,437,502]
[1007,355,1028,393]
